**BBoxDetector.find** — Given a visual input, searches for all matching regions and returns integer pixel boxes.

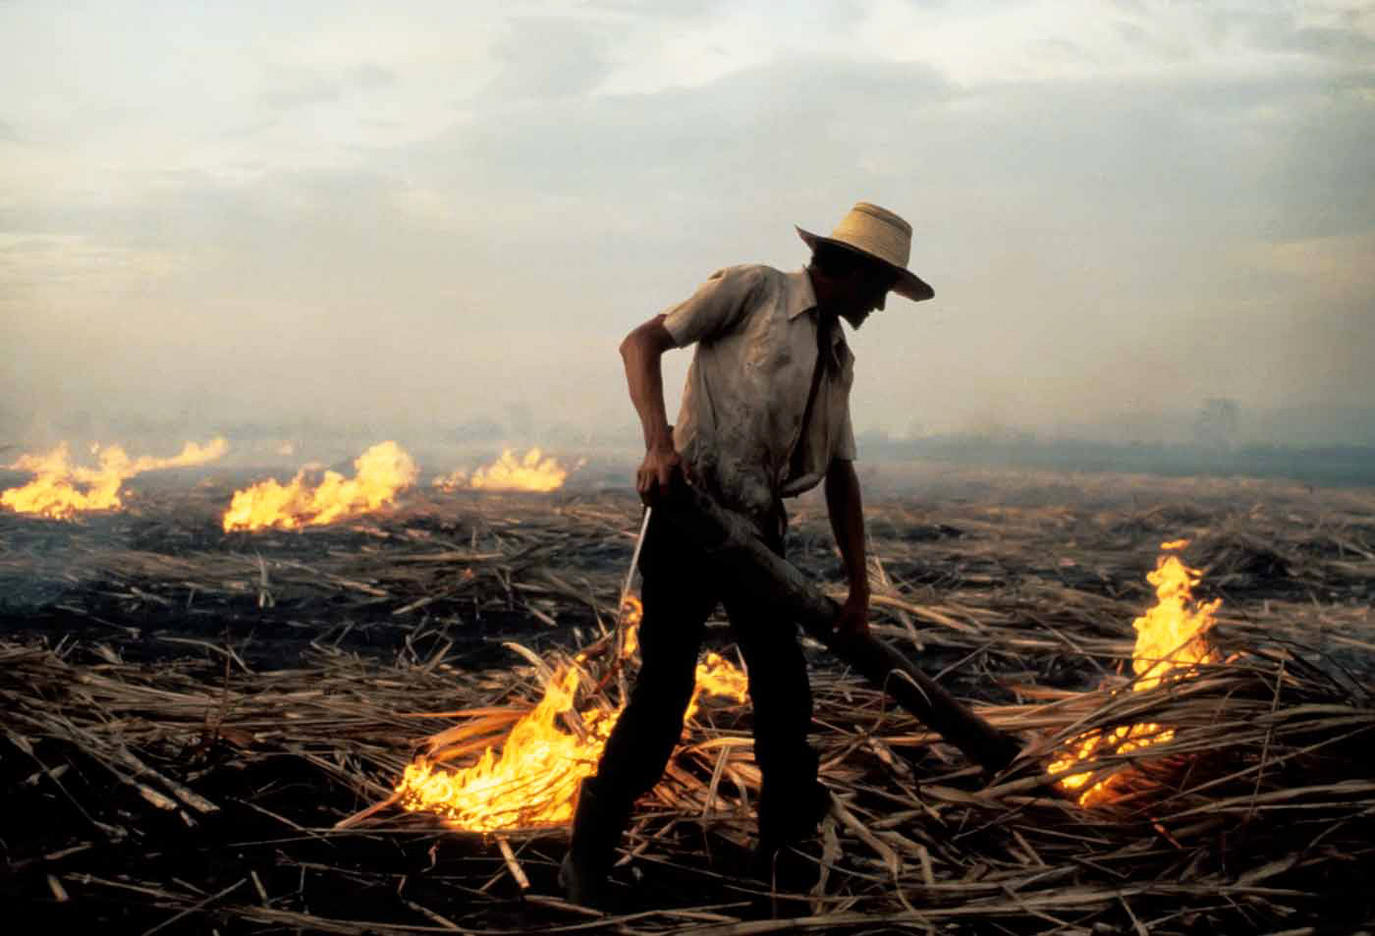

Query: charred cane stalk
[655,480,1022,774]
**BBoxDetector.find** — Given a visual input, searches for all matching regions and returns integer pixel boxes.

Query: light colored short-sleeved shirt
[662,263,857,532]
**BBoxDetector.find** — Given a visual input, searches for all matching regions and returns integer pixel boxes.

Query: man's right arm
[619,314,681,501]
[622,265,758,501]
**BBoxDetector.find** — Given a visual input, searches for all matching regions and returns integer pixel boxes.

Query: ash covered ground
[2,463,1373,933]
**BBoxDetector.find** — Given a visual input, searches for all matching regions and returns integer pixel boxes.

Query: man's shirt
[662,263,857,533]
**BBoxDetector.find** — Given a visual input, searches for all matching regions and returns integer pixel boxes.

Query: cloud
[854,0,1375,87]
[1244,230,1375,304]
[0,233,184,294]
[484,17,614,100]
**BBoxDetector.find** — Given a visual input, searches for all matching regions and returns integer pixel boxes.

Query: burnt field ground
[2,464,1373,934]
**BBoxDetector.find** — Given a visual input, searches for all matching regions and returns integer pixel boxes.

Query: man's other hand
[833,586,870,641]
[636,443,687,504]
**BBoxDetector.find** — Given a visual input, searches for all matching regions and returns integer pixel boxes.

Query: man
[561,202,935,905]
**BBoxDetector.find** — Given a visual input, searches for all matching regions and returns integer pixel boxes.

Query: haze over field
[2,1,1373,451]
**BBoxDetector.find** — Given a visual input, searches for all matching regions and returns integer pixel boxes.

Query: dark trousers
[590,508,824,846]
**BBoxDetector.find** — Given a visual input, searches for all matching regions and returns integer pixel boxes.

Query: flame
[434,448,571,493]
[2,438,229,519]
[431,469,467,491]
[620,593,642,657]
[1048,540,1221,806]
[396,666,619,831]
[394,591,751,831]
[686,651,750,721]
[222,441,417,532]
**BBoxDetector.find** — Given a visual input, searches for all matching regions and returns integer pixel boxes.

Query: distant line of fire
[0,438,230,520]
[0,440,578,529]
[432,447,584,494]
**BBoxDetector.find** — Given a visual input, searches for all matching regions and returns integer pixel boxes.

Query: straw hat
[796,201,934,302]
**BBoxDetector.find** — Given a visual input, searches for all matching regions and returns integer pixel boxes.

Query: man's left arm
[824,457,869,640]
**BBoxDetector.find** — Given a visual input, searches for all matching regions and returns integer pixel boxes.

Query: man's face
[838,264,897,330]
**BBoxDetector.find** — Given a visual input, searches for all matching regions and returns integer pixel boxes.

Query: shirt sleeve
[662,265,762,347]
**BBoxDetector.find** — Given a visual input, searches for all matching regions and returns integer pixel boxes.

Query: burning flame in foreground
[394,593,750,831]
[2,438,229,519]
[433,448,572,493]
[222,441,417,532]
[1047,540,1221,806]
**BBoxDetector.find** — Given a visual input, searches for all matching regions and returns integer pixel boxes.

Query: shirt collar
[787,268,852,374]
[785,267,817,320]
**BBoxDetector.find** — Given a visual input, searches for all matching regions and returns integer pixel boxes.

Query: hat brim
[797,226,935,303]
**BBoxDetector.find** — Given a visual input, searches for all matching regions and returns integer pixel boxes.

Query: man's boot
[748,781,829,911]
[559,777,632,907]
[750,841,818,895]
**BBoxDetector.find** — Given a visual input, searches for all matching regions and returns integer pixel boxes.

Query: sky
[2,0,1373,451]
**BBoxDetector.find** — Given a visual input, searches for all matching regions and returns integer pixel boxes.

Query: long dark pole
[656,482,1022,774]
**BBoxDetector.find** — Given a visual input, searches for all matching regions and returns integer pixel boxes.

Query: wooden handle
[657,480,1021,773]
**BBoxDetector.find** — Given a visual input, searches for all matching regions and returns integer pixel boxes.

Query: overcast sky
[2,0,1372,449]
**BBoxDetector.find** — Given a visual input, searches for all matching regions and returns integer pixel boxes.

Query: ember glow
[394,591,751,831]
[2,438,229,519]
[434,448,571,493]
[222,441,418,532]
[1048,540,1221,806]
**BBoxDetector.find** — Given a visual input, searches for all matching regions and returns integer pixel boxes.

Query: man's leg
[725,589,825,852]
[721,515,825,860]
[562,515,718,903]
[592,570,716,800]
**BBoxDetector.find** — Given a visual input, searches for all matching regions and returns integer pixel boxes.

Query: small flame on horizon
[394,592,750,831]
[1047,540,1221,806]
[433,448,574,493]
[2,438,229,519]
[222,441,418,532]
